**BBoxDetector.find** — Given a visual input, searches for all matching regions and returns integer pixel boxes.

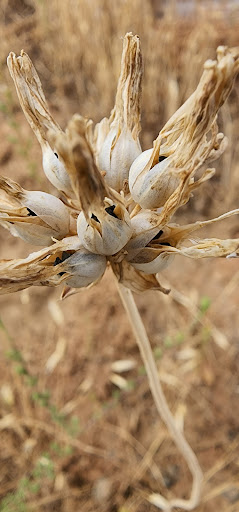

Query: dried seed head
[49,115,107,213]
[56,248,107,288]
[77,201,132,255]
[125,210,162,259]
[129,149,180,209]
[0,176,70,245]
[97,33,142,191]
[2,39,239,296]
[98,126,142,192]
[126,217,176,274]
[50,115,133,255]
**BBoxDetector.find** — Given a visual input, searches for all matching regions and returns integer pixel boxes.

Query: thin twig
[30,487,91,509]
[116,281,203,511]
[18,416,108,459]
[103,422,164,482]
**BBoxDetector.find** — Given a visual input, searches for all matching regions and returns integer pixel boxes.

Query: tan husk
[126,208,239,260]
[127,209,239,273]
[7,50,73,194]
[154,208,239,247]
[129,238,239,272]
[111,258,170,294]
[49,115,109,215]
[7,50,61,143]
[0,176,70,245]
[97,32,142,191]
[111,32,142,137]
[165,238,239,259]
[129,46,239,209]
[50,116,133,255]
[0,236,106,294]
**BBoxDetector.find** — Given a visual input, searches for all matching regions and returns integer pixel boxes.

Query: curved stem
[117,282,203,512]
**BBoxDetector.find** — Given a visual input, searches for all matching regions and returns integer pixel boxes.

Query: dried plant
[1,32,239,511]
[2,1,239,213]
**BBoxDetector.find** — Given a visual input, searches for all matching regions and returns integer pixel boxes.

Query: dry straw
[1,32,239,511]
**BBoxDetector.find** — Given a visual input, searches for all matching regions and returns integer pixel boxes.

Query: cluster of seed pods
[0,34,239,296]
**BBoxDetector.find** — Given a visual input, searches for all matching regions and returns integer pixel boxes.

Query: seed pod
[0,236,106,293]
[0,235,82,294]
[128,207,239,274]
[0,177,70,245]
[97,33,142,191]
[98,127,142,191]
[7,51,73,195]
[125,210,162,259]
[129,248,175,274]
[77,201,132,255]
[93,117,111,163]
[42,144,73,194]
[129,149,180,209]
[50,115,133,255]
[53,248,107,288]
[130,47,239,210]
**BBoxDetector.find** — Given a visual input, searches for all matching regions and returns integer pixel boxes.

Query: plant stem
[117,282,203,512]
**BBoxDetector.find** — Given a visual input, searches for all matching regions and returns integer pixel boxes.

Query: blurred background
[0,1,239,511]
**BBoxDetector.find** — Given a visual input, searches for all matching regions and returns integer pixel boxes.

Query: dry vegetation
[0,1,239,511]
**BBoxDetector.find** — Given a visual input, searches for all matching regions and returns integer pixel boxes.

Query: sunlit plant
[1,33,239,511]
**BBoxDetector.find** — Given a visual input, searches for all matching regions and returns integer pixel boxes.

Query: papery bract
[77,204,132,256]
[0,177,70,245]
[54,248,107,288]
[97,33,142,192]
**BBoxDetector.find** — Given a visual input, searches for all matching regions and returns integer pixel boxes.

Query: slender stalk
[117,282,203,512]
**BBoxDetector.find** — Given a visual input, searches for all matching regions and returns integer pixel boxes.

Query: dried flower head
[2,34,239,512]
[1,35,239,297]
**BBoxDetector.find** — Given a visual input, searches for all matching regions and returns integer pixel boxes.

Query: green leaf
[199,296,211,314]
